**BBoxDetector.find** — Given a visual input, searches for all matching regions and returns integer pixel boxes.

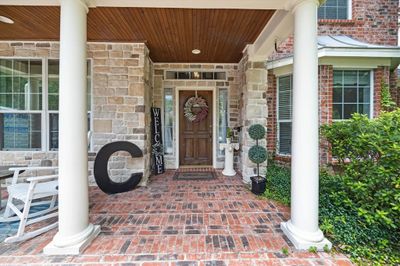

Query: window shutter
[278,75,293,155]
[279,122,292,154]
[278,76,292,120]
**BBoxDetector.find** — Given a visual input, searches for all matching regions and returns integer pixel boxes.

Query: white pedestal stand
[220,142,239,176]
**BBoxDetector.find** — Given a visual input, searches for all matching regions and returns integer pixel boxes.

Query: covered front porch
[0,171,351,265]
[1,0,330,256]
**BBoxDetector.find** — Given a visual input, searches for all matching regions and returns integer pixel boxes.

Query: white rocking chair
[0,166,58,243]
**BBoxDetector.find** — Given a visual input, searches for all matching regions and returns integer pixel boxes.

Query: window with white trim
[333,70,372,120]
[277,75,292,155]
[276,70,372,155]
[318,0,351,20]
[0,58,91,151]
[47,60,92,150]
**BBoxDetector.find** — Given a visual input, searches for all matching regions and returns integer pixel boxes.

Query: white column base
[222,169,236,176]
[43,225,100,255]
[281,221,331,251]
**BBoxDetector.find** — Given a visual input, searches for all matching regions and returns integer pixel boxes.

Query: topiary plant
[248,124,266,140]
[248,124,267,179]
[249,146,267,164]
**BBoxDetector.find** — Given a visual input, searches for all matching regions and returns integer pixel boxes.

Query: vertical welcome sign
[151,107,165,175]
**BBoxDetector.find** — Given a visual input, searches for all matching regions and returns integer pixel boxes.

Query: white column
[280,0,331,250]
[44,0,100,255]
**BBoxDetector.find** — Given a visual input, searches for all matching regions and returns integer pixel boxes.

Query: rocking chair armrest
[7,167,28,185]
[8,166,58,172]
[26,175,58,183]
[7,167,58,185]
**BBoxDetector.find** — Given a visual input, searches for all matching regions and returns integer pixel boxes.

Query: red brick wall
[266,0,399,165]
[266,65,392,165]
[266,66,334,165]
[319,65,333,164]
[319,0,398,46]
[373,66,391,117]
[267,65,333,164]
[270,0,399,60]
[266,70,277,153]
[389,70,399,106]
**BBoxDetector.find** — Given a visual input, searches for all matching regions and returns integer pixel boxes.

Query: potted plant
[248,124,267,195]
[226,127,233,144]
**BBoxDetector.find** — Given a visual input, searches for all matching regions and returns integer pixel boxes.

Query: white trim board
[2,0,292,10]
[268,57,396,75]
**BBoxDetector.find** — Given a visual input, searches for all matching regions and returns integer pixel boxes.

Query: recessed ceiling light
[192,49,201,55]
[0,16,14,24]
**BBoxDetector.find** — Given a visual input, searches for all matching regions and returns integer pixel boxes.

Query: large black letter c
[94,141,143,194]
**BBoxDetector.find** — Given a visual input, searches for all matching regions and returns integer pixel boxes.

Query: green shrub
[264,163,291,206]
[321,109,400,230]
[262,163,400,264]
[319,171,400,265]
[380,81,397,112]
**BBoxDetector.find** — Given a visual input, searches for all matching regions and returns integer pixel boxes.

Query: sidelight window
[218,88,229,156]
[163,88,174,155]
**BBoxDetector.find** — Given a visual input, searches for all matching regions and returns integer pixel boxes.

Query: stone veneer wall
[152,63,241,169]
[0,41,153,185]
[238,54,268,182]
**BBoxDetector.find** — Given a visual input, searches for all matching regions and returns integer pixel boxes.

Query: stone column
[239,60,268,183]
[44,0,100,255]
[280,0,331,250]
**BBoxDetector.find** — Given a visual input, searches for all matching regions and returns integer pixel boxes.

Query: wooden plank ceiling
[0,6,275,63]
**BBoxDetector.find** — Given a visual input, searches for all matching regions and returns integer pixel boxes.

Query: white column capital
[285,0,321,12]
[78,0,90,13]
[60,0,90,13]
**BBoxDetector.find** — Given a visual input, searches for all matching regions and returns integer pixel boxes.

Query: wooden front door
[179,91,213,166]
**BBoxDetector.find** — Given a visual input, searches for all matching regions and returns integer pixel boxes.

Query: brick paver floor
[0,170,353,265]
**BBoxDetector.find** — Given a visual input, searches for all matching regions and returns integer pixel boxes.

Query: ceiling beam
[246,10,294,61]
[1,0,291,9]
